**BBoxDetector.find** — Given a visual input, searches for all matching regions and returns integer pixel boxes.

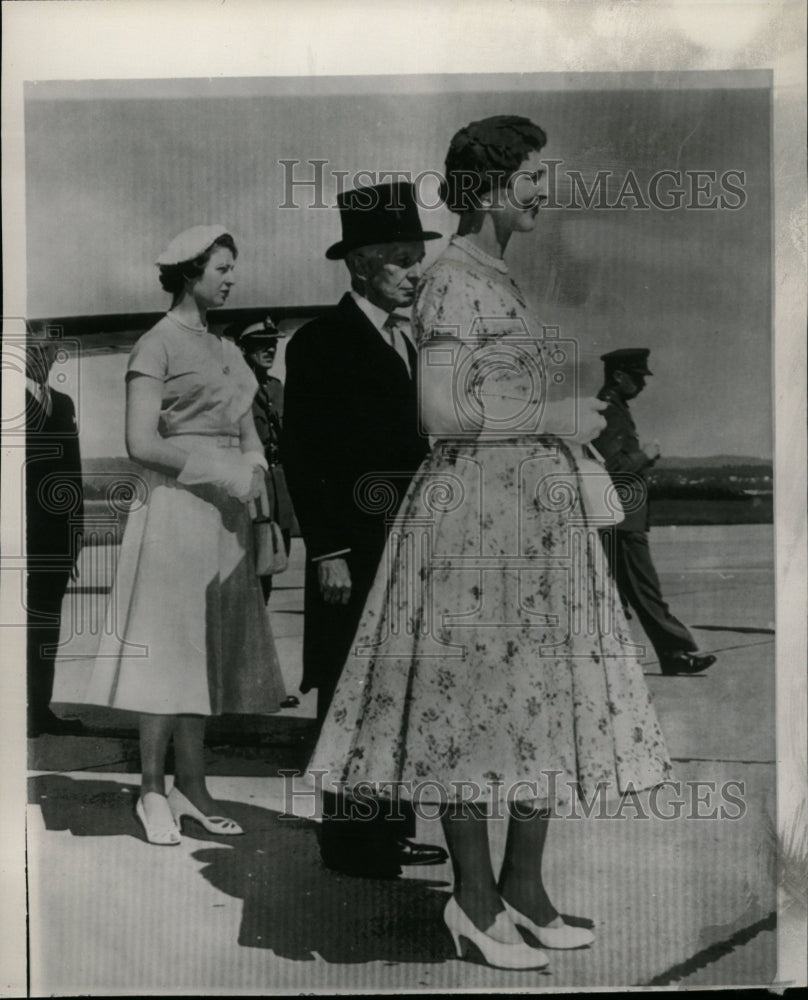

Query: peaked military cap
[235,319,286,349]
[600,348,653,376]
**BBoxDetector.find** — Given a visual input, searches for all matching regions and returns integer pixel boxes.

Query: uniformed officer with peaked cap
[591,348,716,676]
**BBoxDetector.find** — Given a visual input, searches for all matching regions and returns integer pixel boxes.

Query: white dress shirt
[350,291,413,377]
[26,377,52,417]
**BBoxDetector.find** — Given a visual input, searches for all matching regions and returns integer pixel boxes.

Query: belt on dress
[165,433,241,449]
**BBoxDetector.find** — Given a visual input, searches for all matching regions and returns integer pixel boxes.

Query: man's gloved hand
[643,440,661,462]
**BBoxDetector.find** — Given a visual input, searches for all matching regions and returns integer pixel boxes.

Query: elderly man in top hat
[283,180,448,878]
[591,348,716,676]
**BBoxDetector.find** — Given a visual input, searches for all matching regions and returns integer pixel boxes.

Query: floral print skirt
[309,437,672,807]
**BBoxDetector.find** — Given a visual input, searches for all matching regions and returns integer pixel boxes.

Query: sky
[24,73,772,459]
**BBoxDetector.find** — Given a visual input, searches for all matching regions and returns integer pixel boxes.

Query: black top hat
[601,348,653,376]
[325,181,441,260]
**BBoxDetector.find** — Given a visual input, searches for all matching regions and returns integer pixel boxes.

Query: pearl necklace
[450,235,509,274]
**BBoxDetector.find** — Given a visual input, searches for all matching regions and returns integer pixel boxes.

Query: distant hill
[657,455,772,469]
[81,453,772,536]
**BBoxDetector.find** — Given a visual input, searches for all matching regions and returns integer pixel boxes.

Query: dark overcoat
[282,293,429,694]
[26,386,84,724]
[25,387,84,568]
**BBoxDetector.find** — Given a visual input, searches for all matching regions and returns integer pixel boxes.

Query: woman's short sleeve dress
[83,315,286,716]
[308,238,672,807]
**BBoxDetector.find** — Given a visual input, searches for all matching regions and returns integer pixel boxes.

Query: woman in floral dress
[309,117,672,969]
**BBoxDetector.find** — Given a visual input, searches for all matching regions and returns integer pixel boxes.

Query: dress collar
[166,310,209,334]
[450,234,509,274]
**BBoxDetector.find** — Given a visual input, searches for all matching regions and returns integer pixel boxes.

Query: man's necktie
[383,313,413,377]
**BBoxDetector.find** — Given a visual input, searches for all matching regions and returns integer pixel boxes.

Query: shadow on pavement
[29,774,144,840]
[191,806,456,963]
[28,774,456,965]
[28,711,318,776]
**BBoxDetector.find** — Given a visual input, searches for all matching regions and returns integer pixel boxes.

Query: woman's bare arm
[418,336,483,437]
[125,374,190,475]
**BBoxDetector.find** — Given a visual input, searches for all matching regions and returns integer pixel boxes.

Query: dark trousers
[316,636,415,875]
[259,529,292,603]
[27,570,70,727]
[604,530,697,661]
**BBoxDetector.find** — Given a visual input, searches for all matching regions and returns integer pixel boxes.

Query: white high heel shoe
[135,793,181,846]
[443,897,549,970]
[167,787,244,836]
[501,899,595,949]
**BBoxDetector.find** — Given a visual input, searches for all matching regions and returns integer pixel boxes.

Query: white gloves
[242,451,269,472]
[177,449,267,503]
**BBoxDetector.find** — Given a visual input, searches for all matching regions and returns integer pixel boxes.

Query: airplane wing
[17,306,331,355]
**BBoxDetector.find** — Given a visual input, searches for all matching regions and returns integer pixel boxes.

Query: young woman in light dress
[84,226,286,845]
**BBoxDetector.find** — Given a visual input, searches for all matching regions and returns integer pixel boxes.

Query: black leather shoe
[28,711,85,737]
[659,652,716,676]
[393,838,449,867]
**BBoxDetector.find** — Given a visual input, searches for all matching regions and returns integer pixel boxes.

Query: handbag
[571,443,625,526]
[249,477,289,576]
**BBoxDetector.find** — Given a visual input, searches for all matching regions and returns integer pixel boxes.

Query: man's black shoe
[394,838,449,867]
[28,711,85,737]
[659,652,716,676]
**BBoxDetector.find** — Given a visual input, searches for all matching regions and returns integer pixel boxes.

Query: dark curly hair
[441,115,547,214]
[158,233,238,295]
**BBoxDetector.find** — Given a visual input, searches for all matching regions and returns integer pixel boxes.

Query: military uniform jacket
[252,375,295,532]
[591,386,654,532]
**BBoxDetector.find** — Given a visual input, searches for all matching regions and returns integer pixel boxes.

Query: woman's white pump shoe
[443,897,549,970]
[135,792,181,846]
[501,899,595,949]
[167,786,244,836]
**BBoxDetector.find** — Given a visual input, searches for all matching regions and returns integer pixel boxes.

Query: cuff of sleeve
[311,548,351,563]
[243,450,269,471]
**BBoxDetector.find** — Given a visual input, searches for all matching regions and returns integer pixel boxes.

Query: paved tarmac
[27,525,780,993]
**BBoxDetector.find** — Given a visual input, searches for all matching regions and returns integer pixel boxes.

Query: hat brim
[325,230,442,260]
[238,332,287,344]
[605,362,653,377]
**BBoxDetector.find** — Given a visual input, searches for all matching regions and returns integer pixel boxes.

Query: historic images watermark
[277,159,749,211]
[281,770,748,822]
